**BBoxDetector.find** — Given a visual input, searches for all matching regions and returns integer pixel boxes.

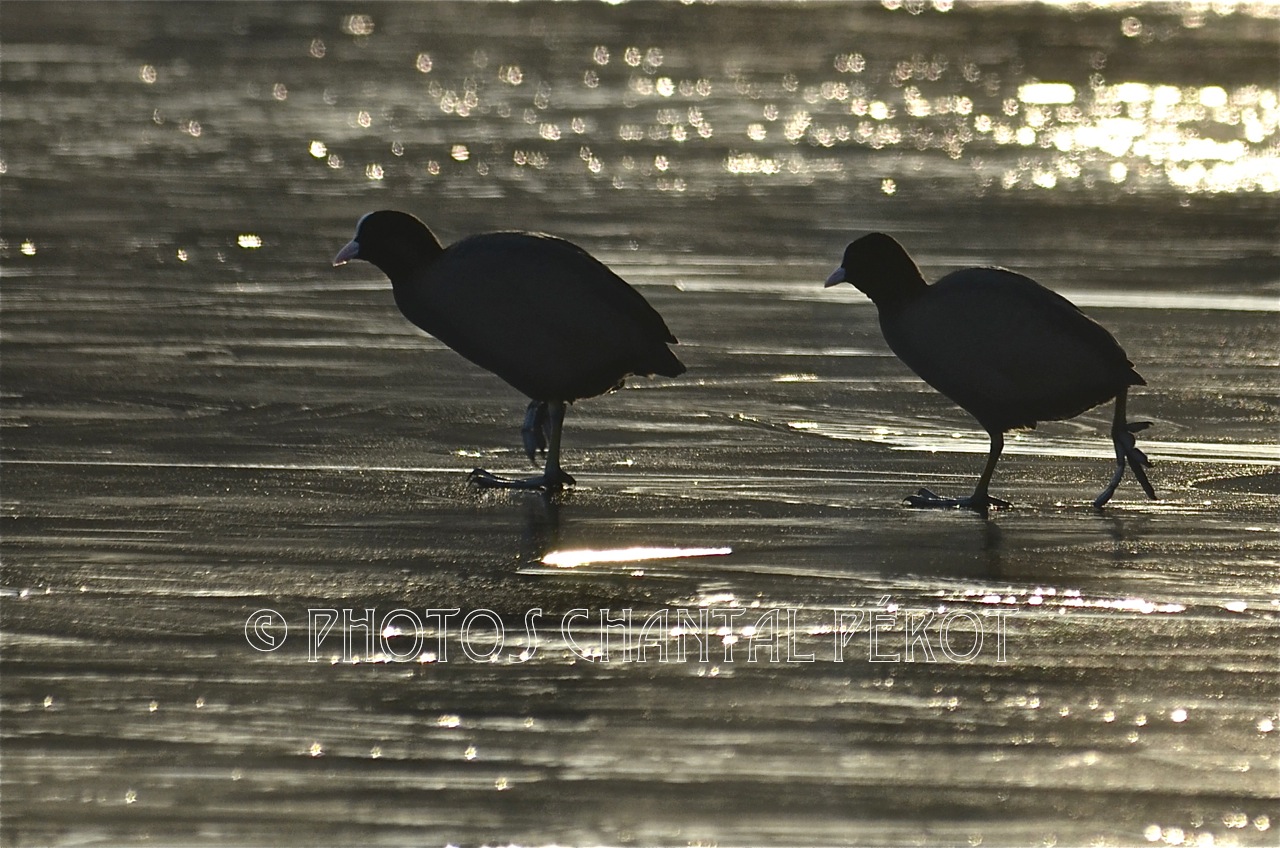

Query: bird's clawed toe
[469,468,512,488]
[905,488,1011,512]
[468,467,576,493]
[905,488,954,508]
[545,468,576,490]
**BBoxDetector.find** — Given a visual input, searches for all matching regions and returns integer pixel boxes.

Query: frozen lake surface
[3,3,1278,846]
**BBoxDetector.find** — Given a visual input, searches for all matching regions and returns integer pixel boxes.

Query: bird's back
[398,232,684,401]
[879,268,1142,432]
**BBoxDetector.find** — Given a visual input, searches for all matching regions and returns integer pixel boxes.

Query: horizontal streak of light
[788,425,1280,466]
[690,281,1280,313]
[2,459,465,474]
[541,546,732,568]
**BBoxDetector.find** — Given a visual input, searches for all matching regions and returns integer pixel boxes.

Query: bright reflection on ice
[963,586,1186,615]
[789,419,1280,468]
[1018,82,1076,104]
[541,546,732,568]
[281,0,1280,200]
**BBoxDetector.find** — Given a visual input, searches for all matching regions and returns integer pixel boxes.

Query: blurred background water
[2,2,1278,847]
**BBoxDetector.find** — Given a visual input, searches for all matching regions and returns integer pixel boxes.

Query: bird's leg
[1096,389,1131,507]
[906,430,1012,513]
[968,430,1008,507]
[1094,389,1156,507]
[521,400,550,464]
[470,401,576,492]
[539,400,575,490]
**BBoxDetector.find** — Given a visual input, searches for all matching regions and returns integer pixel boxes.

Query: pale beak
[333,240,360,266]
[824,267,847,287]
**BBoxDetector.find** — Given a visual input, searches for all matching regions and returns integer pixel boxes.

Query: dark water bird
[825,233,1156,511]
[334,210,685,491]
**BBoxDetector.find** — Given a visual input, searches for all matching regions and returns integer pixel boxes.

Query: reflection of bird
[825,233,1155,511]
[334,210,685,491]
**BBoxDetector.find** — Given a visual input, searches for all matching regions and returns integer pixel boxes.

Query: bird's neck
[390,274,437,333]
[380,240,444,331]
[383,247,442,286]
[867,270,928,312]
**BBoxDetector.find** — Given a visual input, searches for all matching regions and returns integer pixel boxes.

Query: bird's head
[333,210,444,281]
[824,232,927,307]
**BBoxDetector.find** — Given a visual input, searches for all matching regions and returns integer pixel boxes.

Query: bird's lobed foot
[469,467,576,492]
[905,488,1012,512]
[1095,420,1158,507]
[1122,421,1157,500]
[521,401,552,464]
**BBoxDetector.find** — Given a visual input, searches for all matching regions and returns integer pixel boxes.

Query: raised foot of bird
[521,401,552,464]
[904,488,1012,512]
[468,467,576,493]
[1094,421,1157,507]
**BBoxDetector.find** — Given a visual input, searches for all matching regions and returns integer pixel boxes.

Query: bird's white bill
[332,240,360,266]
[824,267,847,287]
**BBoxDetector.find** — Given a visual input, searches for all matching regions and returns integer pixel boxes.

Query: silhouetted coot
[825,233,1155,510]
[335,210,685,491]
